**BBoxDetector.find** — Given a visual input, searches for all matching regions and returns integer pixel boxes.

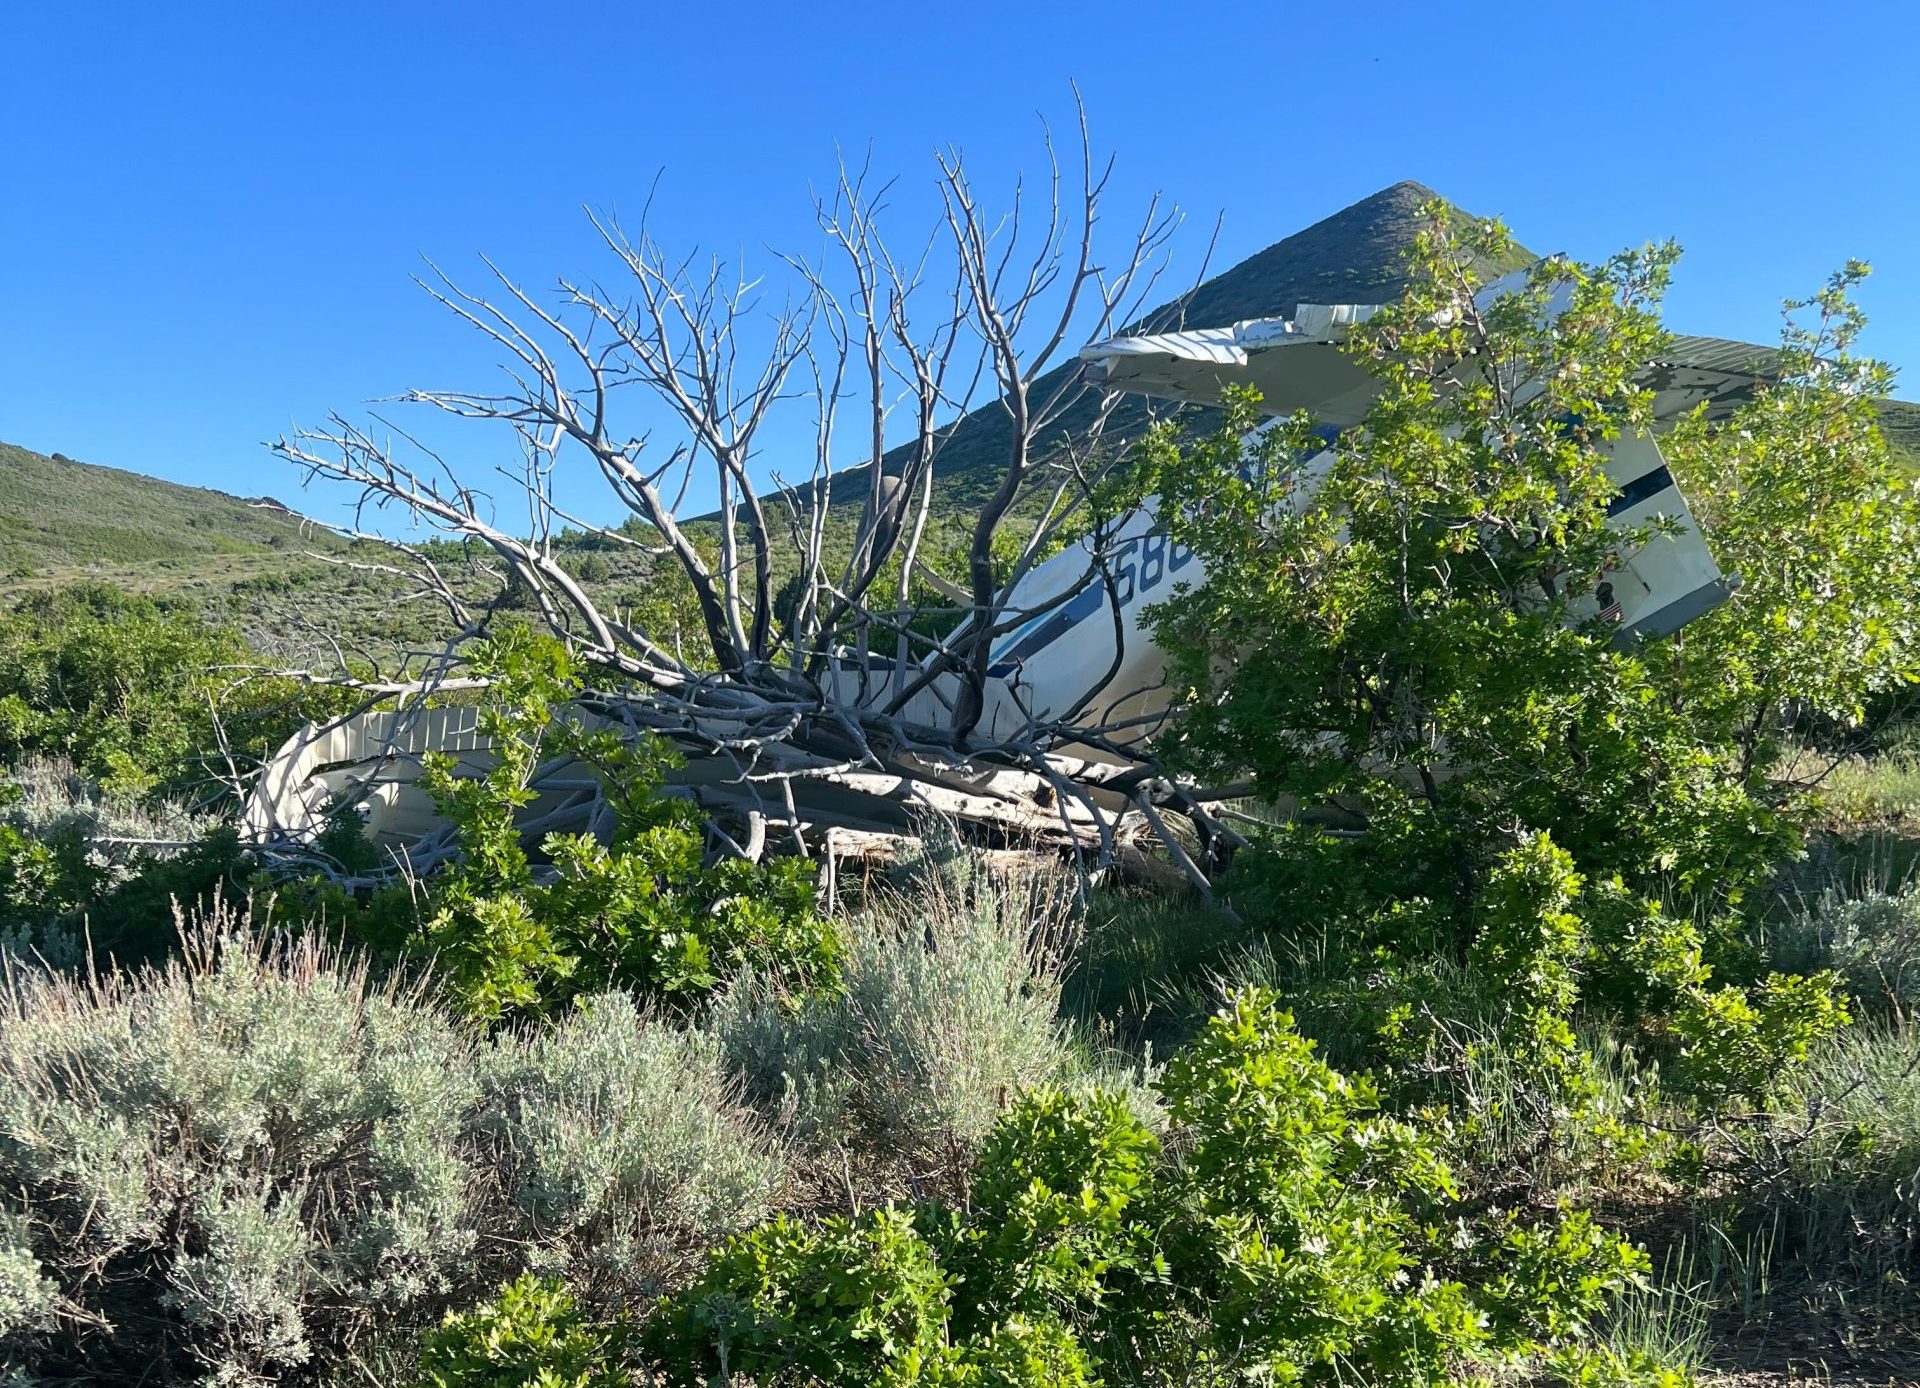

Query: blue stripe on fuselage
[988,582,1112,678]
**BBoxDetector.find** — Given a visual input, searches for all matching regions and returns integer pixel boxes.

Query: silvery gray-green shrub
[0,901,785,1385]
[713,853,1095,1179]
[0,900,481,1385]
[480,991,785,1300]
[0,1214,55,1341]
[1814,883,1920,1021]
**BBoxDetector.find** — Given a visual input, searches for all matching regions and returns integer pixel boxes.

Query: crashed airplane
[833,264,1744,750]
[246,261,1772,878]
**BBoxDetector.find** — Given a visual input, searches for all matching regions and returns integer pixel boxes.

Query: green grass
[1766,1022,1920,1263]
[1060,887,1249,1052]
[0,440,332,574]
[1880,399,1920,471]
[1818,748,1920,830]
[1599,1247,1715,1379]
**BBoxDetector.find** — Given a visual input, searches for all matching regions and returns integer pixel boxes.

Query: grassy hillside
[0,441,328,576]
[1881,399,1920,469]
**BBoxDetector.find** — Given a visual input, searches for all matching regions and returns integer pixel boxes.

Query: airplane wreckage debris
[247,262,1773,902]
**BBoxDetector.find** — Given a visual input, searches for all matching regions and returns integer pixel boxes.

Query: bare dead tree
[263,102,1231,886]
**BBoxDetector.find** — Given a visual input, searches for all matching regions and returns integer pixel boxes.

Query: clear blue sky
[3,1,1915,530]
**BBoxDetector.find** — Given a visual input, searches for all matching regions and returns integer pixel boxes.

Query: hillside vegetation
[1,195,1919,1387]
[6,608,1920,1387]
[0,440,331,576]
[1882,397,1920,466]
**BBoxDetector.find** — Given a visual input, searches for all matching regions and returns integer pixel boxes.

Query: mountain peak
[1375,178,1445,204]
[1177,181,1519,330]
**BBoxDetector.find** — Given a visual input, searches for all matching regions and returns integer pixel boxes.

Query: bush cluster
[480,992,784,1297]
[1126,220,1914,1108]
[319,629,838,1024]
[1803,881,1920,1021]
[413,1274,628,1388]
[7,206,1920,1387]
[716,846,1093,1176]
[0,755,249,964]
[0,582,336,797]
[1753,1021,1920,1276]
[0,908,781,1385]
[0,909,479,1384]
[648,989,1665,1387]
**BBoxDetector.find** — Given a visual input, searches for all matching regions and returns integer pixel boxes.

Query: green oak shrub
[651,988,1676,1387]
[323,627,837,1023]
[412,1274,628,1388]
[1124,208,1909,1104]
[0,581,337,798]
[648,1206,955,1385]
